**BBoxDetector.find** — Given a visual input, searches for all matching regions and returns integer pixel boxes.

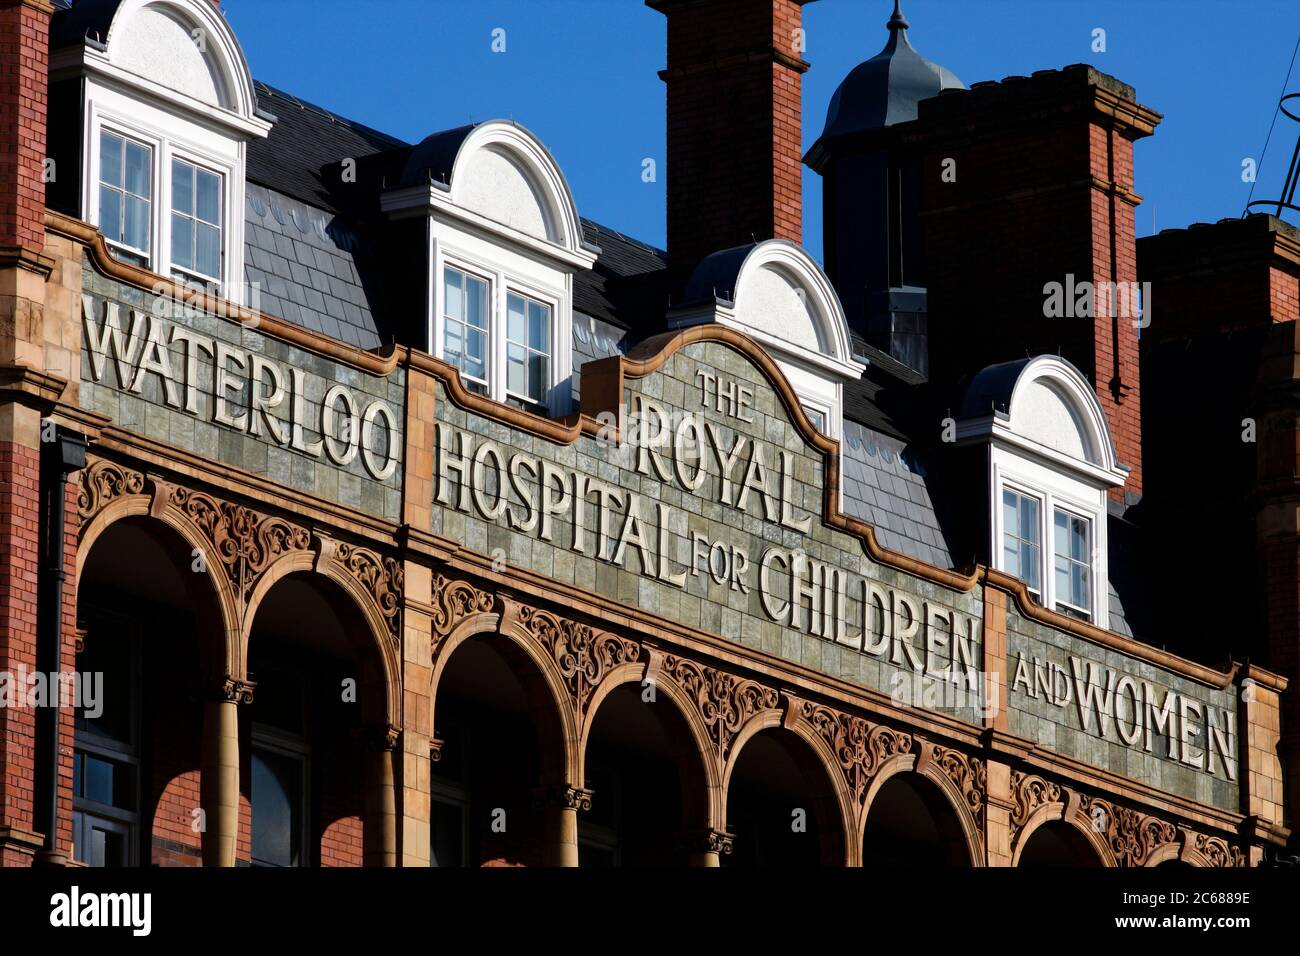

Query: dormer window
[169,158,223,283]
[98,130,152,267]
[1001,487,1042,599]
[383,120,596,416]
[55,0,271,302]
[506,291,551,410]
[438,263,560,413]
[442,266,491,395]
[1053,509,1092,619]
[668,240,866,445]
[957,355,1130,630]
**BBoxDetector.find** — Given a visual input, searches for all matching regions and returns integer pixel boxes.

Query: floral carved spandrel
[662,656,779,761]
[169,487,311,602]
[429,574,495,640]
[802,702,913,807]
[1009,771,1062,845]
[516,603,641,723]
[77,459,145,527]
[931,744,987,830]
[336,542,404,642]
[1080,794,1177,868]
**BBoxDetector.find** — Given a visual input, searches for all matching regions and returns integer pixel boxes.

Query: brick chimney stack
[0,0,53,261]
[910,66,1160,501]
[648,0,814,282]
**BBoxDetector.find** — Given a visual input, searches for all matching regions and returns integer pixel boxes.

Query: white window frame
[502,280,558,412]
[1050,503,1094,620]
[999,481,1044,600]
[431,238,567,415]
[83,99,244,301]
[439,260,494,395]
[991,459,1107,628]
[167,153,227,286]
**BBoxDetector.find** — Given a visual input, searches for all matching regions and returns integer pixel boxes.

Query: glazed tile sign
[430,338,1240,809]
[78,267,404,522]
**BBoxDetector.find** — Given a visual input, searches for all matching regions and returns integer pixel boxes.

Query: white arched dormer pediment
[383,120,596,272]
[958,354,1126,485]
[669,240,865,439]
[58,0,269,137]
[957,354,1127,629]
[449,122,585,254]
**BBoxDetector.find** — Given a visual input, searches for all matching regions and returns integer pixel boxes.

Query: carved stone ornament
[801,701,914,806]
[1009,771,1063,843]
[213,677,256,705]
[169,486,311,601]
[532,785,594,812]
[931,744,987,829]
[662,655,779,760]
[676,827,735,856]
[1080,794,1177,867]
[335,542,404,642]
[77,459,145,527]
[1194,832,1246,868]
[516,603,642,721]
[429,574,494,638]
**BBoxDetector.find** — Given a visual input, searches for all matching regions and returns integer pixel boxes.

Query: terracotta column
[681,827,732,866]
[538,785,590,867]
[363,725,399,866]
[201,678,252,867]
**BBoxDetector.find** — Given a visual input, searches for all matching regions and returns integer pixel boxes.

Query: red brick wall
[0,0,51,254]
[0,441,39,849]
[652,0,809,278]
[916,67,1154,500]
[56,479,77,856]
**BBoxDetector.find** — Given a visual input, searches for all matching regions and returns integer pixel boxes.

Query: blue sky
[225,0,1300,260]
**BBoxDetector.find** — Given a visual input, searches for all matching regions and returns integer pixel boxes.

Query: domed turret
[805,2,963,377]
[807,1,963,168]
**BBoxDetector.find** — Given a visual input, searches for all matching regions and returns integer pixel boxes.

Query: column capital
[363,724,400,752]
[676,827,734,857]
[532,784,593,812]
[206,676,256,705]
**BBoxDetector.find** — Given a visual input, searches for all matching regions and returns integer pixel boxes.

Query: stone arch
[858,756,984,867]
[1011,802,1116,867]
[579,662,724,831]
[1144,840,1209,868]
[722,708,857,866]
[243,546,400,729]
[428,603,582,787]
[77,489,240,679]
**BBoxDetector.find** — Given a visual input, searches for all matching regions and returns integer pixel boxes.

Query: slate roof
[244,183,383,350]
[841,421,952,568]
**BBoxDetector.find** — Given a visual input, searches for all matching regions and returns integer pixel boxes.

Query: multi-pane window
[1053,509,1092,619]
[73,616,141,867]
[171,158,223,281]
[99,130,152,264]
[1001,488,1042,597]
[250,736,307,867]
[443,267,490,394]
[506,291,551,409]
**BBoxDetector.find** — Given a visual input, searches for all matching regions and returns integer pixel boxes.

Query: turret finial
[887,0,909,33]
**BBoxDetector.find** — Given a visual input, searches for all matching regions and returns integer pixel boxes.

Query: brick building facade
[0,0,1293,869]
